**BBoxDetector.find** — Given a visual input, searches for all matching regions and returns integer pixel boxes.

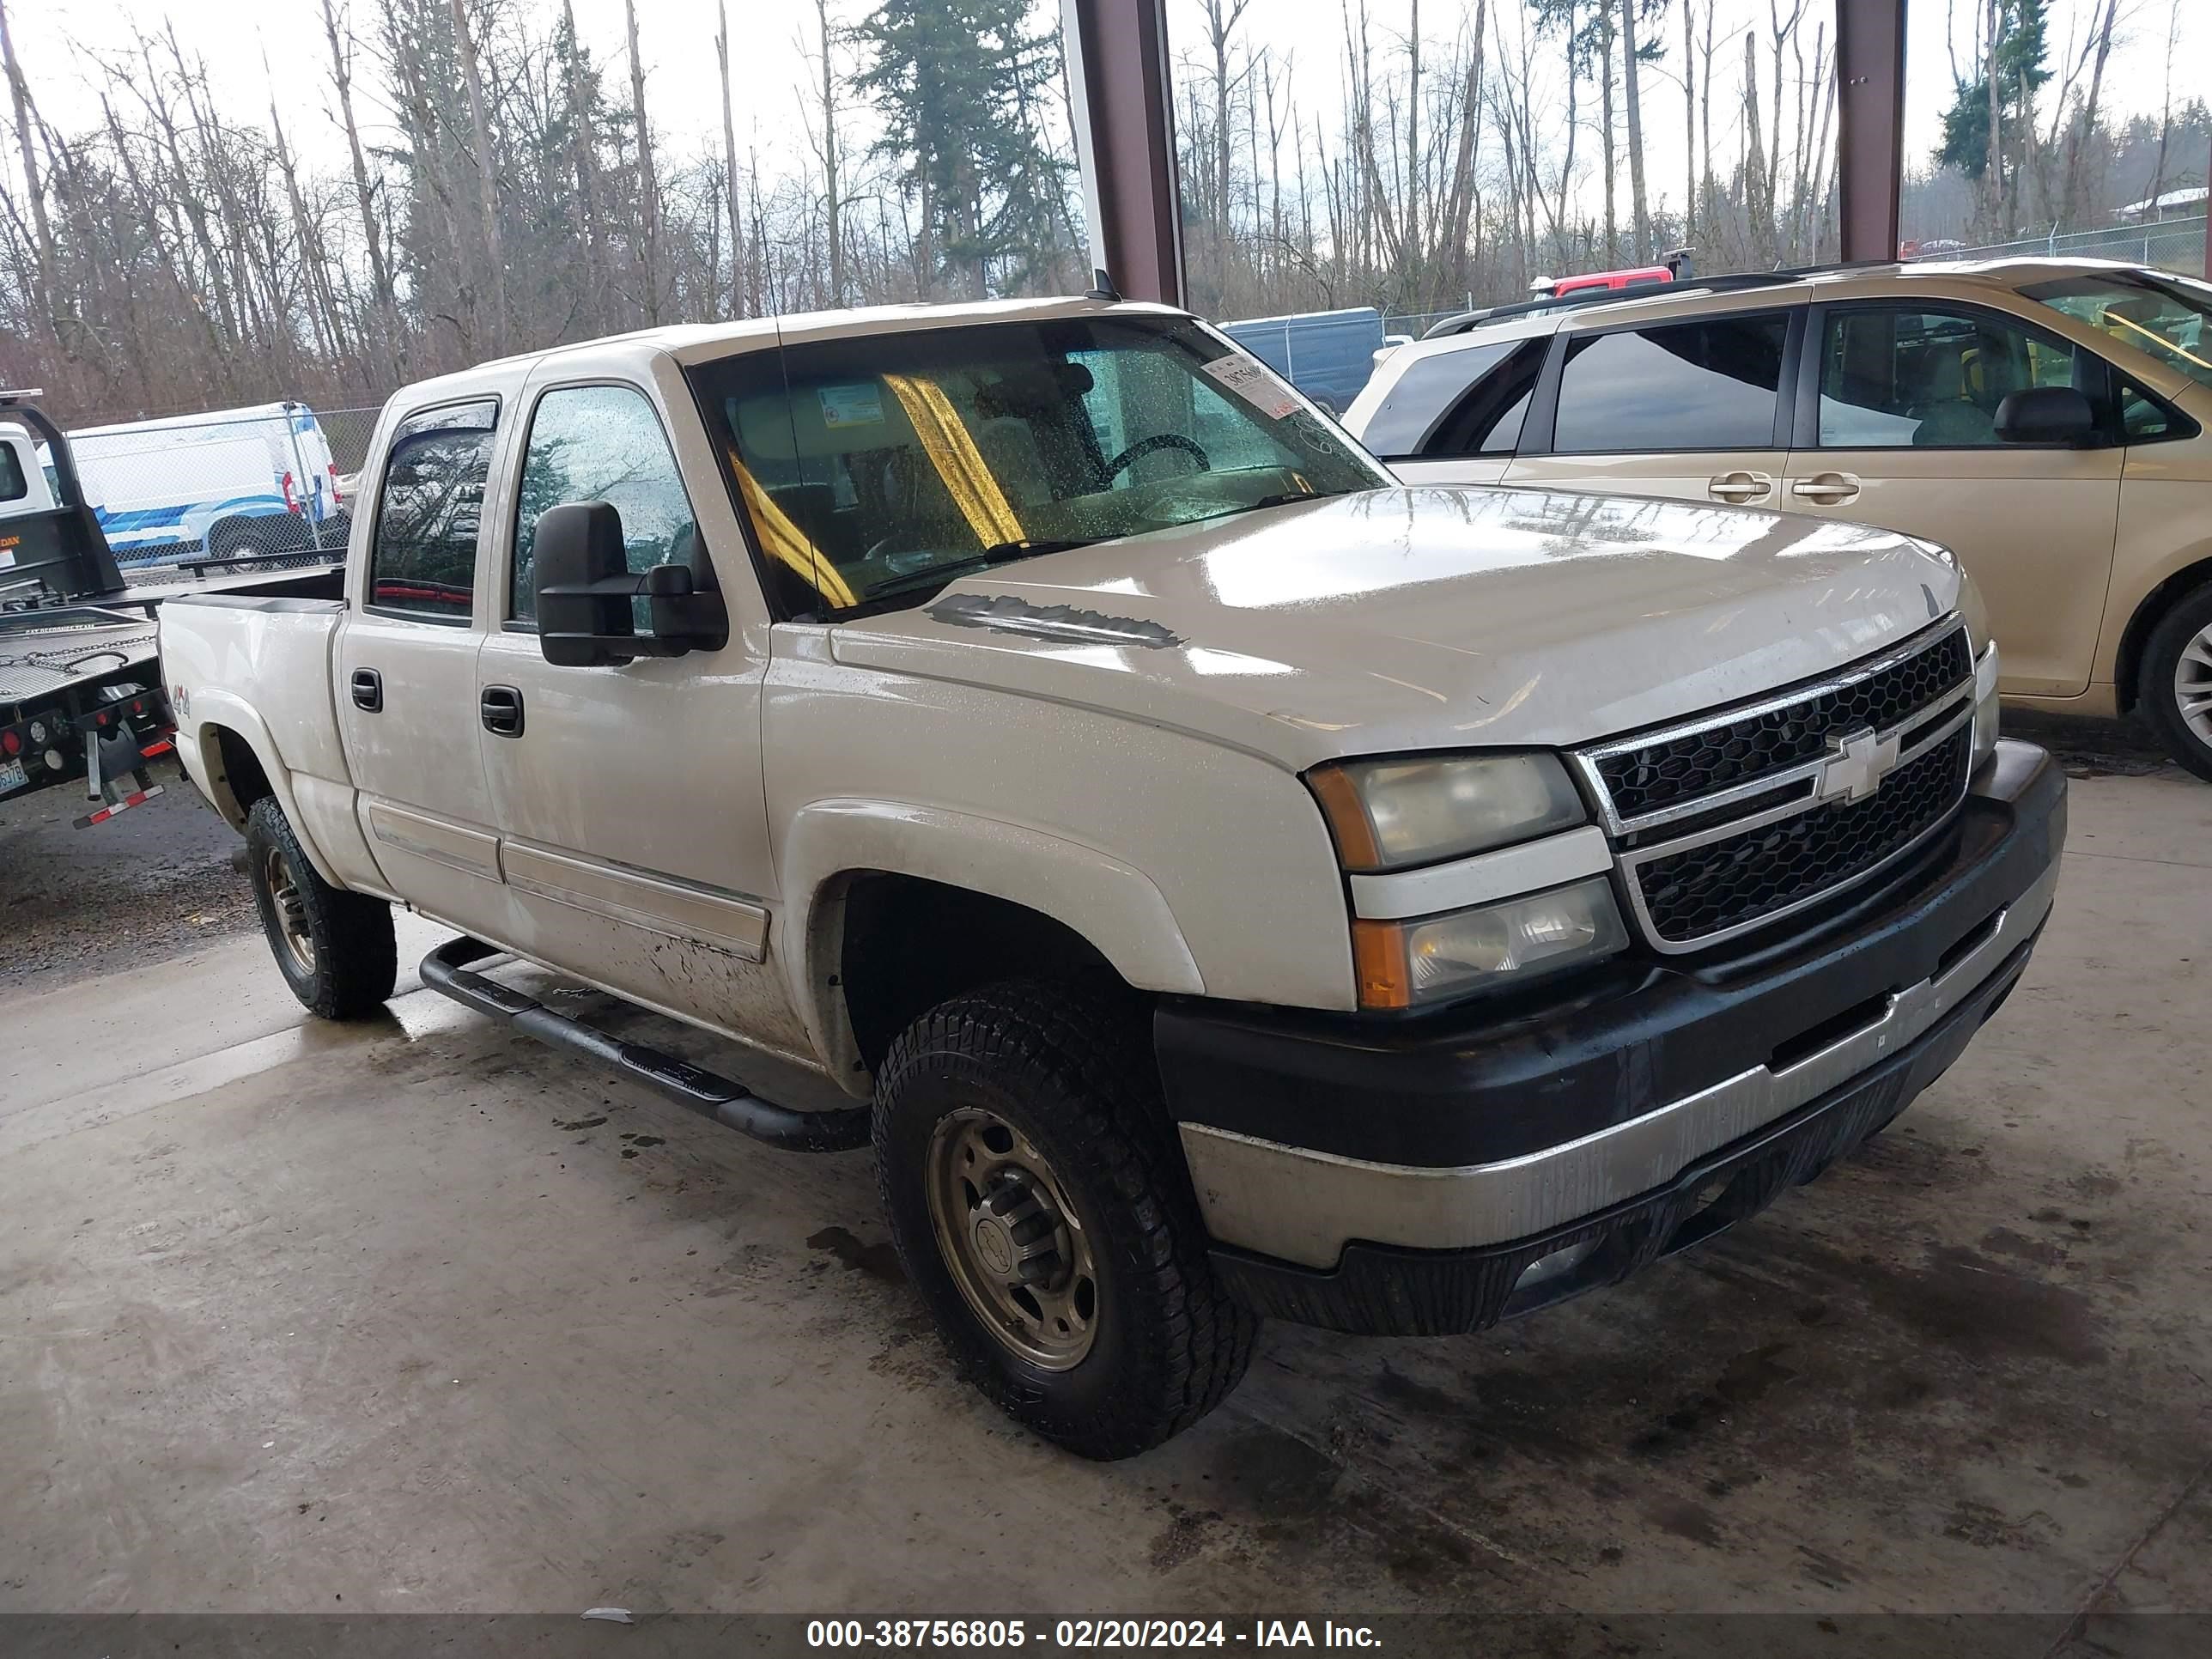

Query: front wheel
[874,980,1257,1460]
[2138,583,2212,782]
[244,797,397,1018]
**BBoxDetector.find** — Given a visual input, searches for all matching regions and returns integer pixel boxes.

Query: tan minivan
[1348,260,2212,776]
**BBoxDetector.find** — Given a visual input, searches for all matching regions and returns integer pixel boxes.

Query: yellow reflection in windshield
[729,453,859,610]
[881,373,1024,548]
[2099,307,2212,373]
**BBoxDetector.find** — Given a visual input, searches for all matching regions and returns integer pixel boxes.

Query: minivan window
[368,399,498,622]
[1552,314,1789,453]
[1360,340,1517,455]
[1421,338,1548,458]
[2024,272,2212,390]
[686,315,1387,617]
[1817,308,2081,447]
[512,386,698,621]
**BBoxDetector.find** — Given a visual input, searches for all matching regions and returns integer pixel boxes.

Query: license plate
[0,758,26,794]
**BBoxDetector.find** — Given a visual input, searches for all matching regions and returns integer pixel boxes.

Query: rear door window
[368,399,498,622]
[1552,313,1790,453]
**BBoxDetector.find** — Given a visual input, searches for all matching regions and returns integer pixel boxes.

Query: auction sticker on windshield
[819,384,886,428]
[1202,355,1301,418]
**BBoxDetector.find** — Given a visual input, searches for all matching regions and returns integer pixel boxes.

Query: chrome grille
[1575,621,1977,953]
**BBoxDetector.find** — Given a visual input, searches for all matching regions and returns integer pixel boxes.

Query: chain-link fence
[55,401,387,574]
[1905,216,2207,276]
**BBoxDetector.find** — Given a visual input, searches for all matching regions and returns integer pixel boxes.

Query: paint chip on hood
[927,592,1184,650]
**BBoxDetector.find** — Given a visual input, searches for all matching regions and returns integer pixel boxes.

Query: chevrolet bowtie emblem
[1815,726,1900,805]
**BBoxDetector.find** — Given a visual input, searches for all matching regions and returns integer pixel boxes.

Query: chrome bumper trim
[1180,859,2057,1270]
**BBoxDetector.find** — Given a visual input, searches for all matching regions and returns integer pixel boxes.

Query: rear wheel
[873,980,1257,1460]
[2138,583,2212,782]
[244,797,397,1018]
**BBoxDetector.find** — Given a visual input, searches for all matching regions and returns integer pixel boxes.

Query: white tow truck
[158,297,2064,1457]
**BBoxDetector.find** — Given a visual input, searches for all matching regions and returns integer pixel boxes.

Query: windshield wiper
[863,538,1103,602]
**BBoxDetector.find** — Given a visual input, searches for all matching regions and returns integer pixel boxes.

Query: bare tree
[715,0,745,317]
[1620,0,1648,262]
[625,0,661,324]
[450,0,508,356]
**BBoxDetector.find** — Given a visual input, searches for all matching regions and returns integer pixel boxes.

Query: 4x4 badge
[1816,726,1901,805]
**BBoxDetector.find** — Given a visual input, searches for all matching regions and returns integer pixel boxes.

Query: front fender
[778,798,1206,1073]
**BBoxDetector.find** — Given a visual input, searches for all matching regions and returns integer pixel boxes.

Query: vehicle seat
[1908,353,1995,447]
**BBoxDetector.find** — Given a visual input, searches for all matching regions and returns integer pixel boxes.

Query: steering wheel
[1104,433,1210,483]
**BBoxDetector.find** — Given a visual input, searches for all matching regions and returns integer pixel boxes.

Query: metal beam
[1835,0,1907,264]
[1062,0,1185,307]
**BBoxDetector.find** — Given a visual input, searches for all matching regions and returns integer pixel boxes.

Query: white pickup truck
[160,296,2065,1459]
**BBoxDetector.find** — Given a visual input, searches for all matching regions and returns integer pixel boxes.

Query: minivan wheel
[873,980,1257,1460]
[244,798,398,1018]
[2138,584,2212,782]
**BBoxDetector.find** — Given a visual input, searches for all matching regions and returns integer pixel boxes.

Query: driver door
[474,366,799,1049]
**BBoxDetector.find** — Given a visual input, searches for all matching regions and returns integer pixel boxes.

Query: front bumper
[1158,738,2064,1336]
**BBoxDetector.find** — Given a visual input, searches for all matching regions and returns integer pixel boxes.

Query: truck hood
[827,486,1965,770]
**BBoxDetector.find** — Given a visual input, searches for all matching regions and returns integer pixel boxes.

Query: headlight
[1972,640,2001,770]
[1307,751,1586,871]
[1352,877,1629,1009]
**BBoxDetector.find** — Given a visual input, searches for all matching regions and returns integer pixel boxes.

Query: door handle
[349,668,382,713]
[479,685,525,738]
[1790,472,1861,504]
[1706,471,1771,503]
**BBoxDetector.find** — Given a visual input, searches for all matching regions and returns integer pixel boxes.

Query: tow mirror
[533,501,727,667]
[1994,386,2097,447]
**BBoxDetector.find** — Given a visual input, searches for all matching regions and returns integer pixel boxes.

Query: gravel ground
[0,763,256,994]
[0,709,2185,1000]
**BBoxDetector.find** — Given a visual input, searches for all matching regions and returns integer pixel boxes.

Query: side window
[1421,339,1549,458]
[512,385,700,620]
[1360,340,1516,455]
[368,399,498,621]
[1552,313,1789,453]
[0,442,25,502]
[1816,307,2082,448]
[2116,377,2199,445]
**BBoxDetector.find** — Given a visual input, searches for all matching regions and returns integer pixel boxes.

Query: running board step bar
[418,936,870,1154]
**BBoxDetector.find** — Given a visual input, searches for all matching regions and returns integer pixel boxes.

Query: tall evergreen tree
[852,0,1073,300]
[1937,0,2051,233]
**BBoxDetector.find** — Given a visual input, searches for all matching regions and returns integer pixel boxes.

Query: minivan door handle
[1790,471,1862,505]
[479,684,525,738]
[1706,471,1771,503]
[349,668,382,713]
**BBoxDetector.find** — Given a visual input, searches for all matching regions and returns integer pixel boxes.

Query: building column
[1835,0,1908,264]
[1061,0,1185,307]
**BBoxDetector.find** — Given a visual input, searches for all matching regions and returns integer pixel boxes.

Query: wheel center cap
[972,1215,1015,1277]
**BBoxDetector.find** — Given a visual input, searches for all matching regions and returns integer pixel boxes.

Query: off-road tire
[2138,582,2212,783]
[874,979,1258,1460]
[244,797,397,1019]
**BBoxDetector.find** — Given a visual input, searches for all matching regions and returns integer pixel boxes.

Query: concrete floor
[3,759,2209,1631]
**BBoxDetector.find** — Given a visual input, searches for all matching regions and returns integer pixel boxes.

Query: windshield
[2022,271,2212,389]
[686,313,1389,617]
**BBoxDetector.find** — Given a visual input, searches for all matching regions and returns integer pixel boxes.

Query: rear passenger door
[1366,337,1548,486]
[1504,307,1800,510]
[336,398,513,940]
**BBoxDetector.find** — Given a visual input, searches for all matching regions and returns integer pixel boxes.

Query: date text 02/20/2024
[805,1620,1382,1649]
